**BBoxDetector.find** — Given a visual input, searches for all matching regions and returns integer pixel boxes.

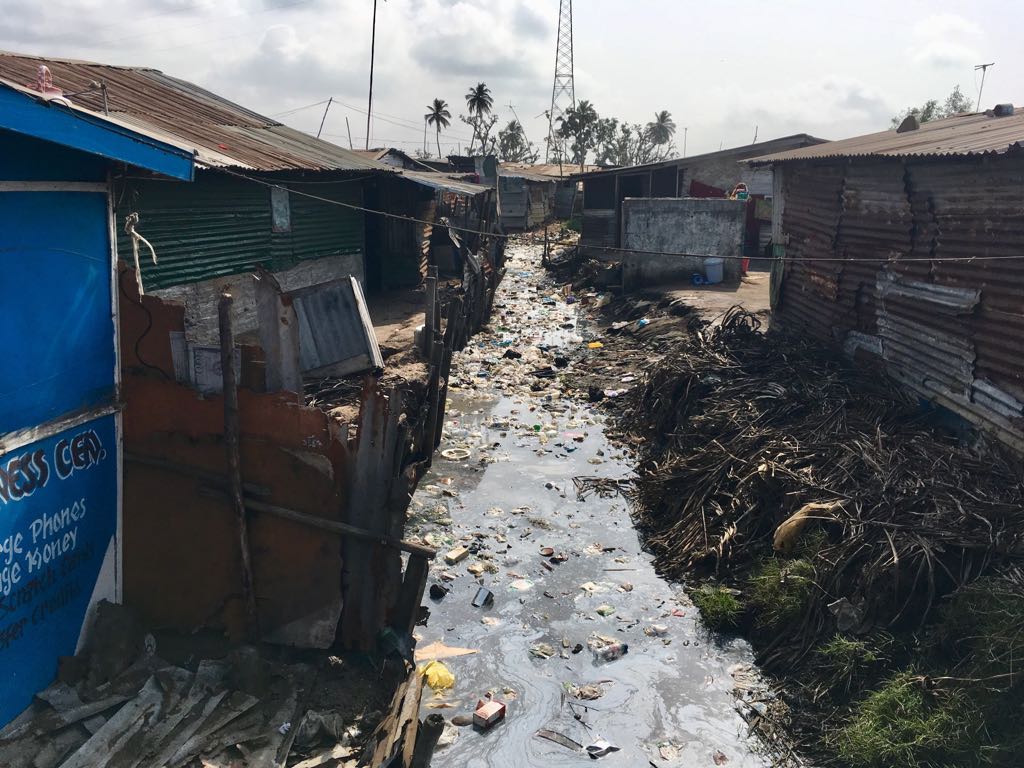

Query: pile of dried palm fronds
[620,307,1024,665]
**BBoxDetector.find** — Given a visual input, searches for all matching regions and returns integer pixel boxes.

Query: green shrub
[692,585,742,631]
[565,215,582,233]
[833,673,985,768]
[746,557,817,630]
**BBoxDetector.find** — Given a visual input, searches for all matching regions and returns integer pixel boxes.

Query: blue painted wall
[0,190,115,435]
[0,86,194,727]
[0,415,117,725]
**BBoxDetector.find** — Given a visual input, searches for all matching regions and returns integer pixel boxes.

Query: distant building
[571,134,827,256]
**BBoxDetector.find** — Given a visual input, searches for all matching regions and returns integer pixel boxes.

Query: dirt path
[407,239,773,767]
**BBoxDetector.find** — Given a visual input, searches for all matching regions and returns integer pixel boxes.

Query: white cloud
[911,13,983,69]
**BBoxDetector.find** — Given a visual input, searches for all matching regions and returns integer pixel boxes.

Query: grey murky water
[409,241,771,768]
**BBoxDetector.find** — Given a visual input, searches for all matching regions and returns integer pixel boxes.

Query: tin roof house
[750,105,1024,452]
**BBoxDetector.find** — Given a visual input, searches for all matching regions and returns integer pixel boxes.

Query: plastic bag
[418,660,456,691]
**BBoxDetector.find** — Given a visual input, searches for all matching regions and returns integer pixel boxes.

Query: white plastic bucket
[704,257,724,284]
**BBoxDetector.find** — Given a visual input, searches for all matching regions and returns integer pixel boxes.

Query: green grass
[833,673,986,768]
[814,635,889,696]
[933,577,1024,679]
[746,557,817,630]
[692,585,743,631]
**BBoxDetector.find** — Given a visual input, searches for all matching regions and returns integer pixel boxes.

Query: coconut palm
[465,82,493,152]
[647,110,677,145]
[425,98,452,159]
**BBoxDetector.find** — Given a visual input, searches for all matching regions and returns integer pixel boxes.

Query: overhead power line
[209,165,1024,264]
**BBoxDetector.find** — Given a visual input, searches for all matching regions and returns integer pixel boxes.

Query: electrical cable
[210,165,1024,263]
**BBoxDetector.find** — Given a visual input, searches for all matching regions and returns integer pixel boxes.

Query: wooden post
[410,714,445,768]
[218,292,258,640]
[543,226,549,266]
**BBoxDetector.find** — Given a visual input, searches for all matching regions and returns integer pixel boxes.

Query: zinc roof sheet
[749,109,1024,164]
[400,170,490,196]
[0,50,392,173]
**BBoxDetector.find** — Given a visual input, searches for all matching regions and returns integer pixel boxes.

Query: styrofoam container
[704,257,724,284]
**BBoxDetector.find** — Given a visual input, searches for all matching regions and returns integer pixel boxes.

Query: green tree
[465,82,493,153]
[647,110,677,146]
[498,120,539,163]
[556,100,600,170]
[891,85,973,128]
[425,98,451,159]
[596,117,677,167]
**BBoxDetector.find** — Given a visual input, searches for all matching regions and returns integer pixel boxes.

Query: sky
[1,0,1021,159]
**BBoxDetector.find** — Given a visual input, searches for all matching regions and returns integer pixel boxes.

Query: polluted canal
[406,237,774,767]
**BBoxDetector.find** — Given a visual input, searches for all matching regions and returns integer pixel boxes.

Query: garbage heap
[611,306,1024,765]
[0,602,406,768]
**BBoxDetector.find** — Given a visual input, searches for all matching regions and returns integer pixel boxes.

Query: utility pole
[316,97,333,139]
[365,0,381,150]
[683,127,688,157]
[423,116,428,156]
[975,62,995,111]
[546,0,575,163]
[345,116,354,149]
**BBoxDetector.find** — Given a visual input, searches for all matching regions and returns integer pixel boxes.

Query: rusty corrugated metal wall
[776,155,1024,451]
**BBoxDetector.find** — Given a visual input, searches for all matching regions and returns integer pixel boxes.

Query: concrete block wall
[621,197,746,286]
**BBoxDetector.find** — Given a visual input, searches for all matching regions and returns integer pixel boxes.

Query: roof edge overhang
[0,79,194,181]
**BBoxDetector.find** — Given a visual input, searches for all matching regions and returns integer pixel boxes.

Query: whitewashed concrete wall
[154,253,364,346]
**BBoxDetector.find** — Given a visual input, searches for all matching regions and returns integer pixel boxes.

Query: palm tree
[425,98,451,159]
[465,82,493,153]
[647,110,677,145]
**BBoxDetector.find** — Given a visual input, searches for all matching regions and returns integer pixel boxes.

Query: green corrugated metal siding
[271,182,364,271]
[116,173,365,290]
[117,174,272,290]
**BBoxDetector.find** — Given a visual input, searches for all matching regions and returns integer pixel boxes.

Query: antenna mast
[546,0,575,163]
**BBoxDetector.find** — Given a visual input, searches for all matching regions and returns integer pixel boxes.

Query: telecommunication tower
[546,0,575,163]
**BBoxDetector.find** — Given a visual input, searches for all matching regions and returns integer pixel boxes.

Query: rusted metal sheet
[752,108,1024,164]
[289,277,384,376]
[0,53,393,173]
[776,154,1024,452]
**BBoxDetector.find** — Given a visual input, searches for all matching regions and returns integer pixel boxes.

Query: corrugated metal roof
[353,148,392,162]
[0,51,393,173]
[750,109,1024,164]
[400,170,490,196]
[568,134,829,180]
[502,162,599,179]
[498,166,558,183]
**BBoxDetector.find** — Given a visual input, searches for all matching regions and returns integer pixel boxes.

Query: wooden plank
[423,274,437,355]
[391,554,429,635]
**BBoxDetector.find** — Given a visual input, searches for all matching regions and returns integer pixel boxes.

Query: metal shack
[0,72,193,725]
[572,134,827,256]
[497,166,557,231]
[750,106,1024,452]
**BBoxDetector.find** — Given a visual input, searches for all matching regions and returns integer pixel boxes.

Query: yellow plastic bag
[418,660,455,691]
